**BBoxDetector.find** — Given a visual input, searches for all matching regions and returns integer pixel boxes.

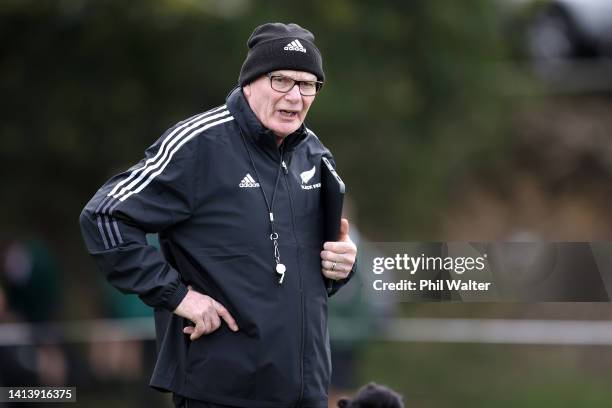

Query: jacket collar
[226,86,307,152]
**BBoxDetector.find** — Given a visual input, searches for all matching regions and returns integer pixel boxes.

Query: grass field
[359,341,612,407]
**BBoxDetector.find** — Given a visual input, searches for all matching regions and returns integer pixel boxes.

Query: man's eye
[301,82,316,90]
[273,77,293,87]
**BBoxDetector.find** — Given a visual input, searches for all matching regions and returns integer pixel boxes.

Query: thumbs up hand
[320,218,357,281]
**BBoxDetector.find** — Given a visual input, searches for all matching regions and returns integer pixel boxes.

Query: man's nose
[285,84,302,101]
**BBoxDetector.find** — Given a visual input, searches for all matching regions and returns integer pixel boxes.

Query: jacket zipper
[281,153,305,407]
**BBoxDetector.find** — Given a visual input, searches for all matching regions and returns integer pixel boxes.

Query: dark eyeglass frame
[266,73,324,96]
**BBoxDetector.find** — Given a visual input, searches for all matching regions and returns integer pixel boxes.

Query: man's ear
[242,84,251,98]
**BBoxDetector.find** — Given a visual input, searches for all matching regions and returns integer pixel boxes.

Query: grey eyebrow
[271,73,317,82]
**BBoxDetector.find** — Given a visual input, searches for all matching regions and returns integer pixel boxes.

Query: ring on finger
[331,262,337,271]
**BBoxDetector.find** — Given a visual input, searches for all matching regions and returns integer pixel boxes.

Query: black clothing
[80,87,350,407]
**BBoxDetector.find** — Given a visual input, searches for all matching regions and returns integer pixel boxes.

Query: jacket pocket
[195,244,253,263]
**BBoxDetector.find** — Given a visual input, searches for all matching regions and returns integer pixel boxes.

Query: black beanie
[238,22,325,87]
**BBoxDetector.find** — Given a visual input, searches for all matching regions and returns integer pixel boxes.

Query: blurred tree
[301,1,513,239]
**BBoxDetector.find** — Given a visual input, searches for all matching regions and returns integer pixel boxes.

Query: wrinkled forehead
[269,70,317,81]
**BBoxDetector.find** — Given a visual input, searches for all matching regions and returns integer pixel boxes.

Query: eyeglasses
[267,73,323,96]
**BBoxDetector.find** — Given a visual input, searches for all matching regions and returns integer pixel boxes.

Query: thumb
[339,218,350,241]
[191,319,205,341]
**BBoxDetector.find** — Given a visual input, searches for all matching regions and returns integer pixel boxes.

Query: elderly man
[79,22,356,408]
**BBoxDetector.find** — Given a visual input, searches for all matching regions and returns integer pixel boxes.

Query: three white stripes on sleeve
[94,105,234,249]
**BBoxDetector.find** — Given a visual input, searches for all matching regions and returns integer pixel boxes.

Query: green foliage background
[0,0,511,242]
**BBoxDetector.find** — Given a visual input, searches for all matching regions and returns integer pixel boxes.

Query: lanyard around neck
[239,129,287,284]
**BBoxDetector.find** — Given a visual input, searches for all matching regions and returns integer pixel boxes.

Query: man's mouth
[278,109,298,119]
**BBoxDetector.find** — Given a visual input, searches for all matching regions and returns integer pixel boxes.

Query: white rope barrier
[0,317,155,346]
[3,317,612,346]
[384,318,612,346]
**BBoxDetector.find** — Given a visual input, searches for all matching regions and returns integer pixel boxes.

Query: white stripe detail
[295,40,303,48]
[119,115,234,202]
[96,216,109,249]
[108,105,227,197]
[247,174,256,183]
[305,127,319,139]
[112,110,230,199]
[103,215,116,247]
[112,219,123,244]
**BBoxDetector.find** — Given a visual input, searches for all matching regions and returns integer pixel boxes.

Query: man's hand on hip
[320,218,357,281]
[174,286,239,340]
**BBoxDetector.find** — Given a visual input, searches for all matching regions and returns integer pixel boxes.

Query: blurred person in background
[337,383,404,408]
[80,22,357,408]
[1,239,62,323]
[0,239,67,388]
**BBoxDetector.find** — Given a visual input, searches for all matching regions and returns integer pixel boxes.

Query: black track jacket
[79,87,351,407]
